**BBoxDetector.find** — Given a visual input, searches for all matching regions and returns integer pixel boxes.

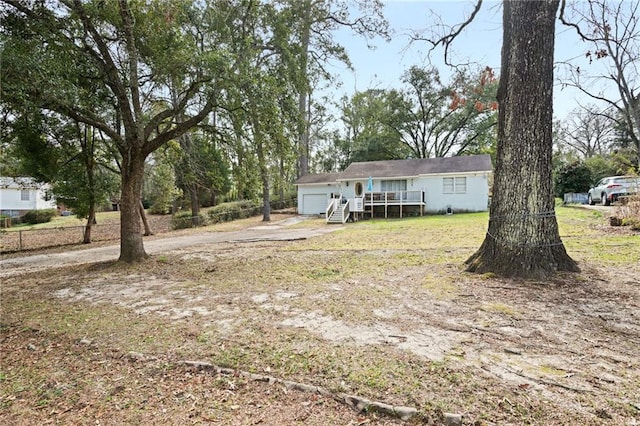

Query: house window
[443,177,466,194]
[443,178,454,194]
[381,180,407,192]
[21,189,30,201]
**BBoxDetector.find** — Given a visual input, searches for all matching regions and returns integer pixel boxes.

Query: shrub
[554,161,592,198]
[171,211,206,230]
[613,193,640,230]
[269,197,296,211]
[22,209,57,224]
[622,217,640,230]
[207,200,260,223]
[171,199,294,229]
[149,201,172,215]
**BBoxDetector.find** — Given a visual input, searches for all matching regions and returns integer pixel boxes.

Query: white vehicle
[587,176,640,206]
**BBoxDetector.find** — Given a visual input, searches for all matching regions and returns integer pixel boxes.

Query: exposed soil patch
[2,212,639,425]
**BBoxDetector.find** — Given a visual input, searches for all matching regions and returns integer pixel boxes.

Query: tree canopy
[1,0,232,261]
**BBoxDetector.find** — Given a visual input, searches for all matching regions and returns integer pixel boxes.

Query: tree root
[504,366,593,394]
[180,360,419,421]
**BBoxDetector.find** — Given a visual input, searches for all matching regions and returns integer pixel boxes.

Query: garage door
[302,194,327,215]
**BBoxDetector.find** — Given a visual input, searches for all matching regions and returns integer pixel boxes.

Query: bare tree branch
[410,0,483,67]
[558,0,597,42]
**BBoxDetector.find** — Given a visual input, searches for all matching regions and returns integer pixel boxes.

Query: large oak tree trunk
[466,0,579,279]
[119,150,148,262]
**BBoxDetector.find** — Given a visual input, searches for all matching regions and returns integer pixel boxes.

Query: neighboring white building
[295,155,493,221]
[0,177,57,217]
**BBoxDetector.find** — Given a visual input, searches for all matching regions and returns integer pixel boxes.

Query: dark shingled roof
[339,155,492,180]
[294,172,343,185]
[294,155,492,185]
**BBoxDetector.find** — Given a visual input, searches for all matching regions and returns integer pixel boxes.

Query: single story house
[295,155,492,222]
[0,177,57,217]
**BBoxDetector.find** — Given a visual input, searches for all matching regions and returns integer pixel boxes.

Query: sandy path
[0,217,341,278]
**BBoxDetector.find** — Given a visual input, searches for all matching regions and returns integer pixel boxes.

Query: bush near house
[171,211,207,230]
[171,201,259,230]
[21,209,58,225]
[207,200,260,224]
[171,199,296,230]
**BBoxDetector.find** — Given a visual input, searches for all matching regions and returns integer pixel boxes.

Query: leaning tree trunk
[139,200,153,236]
[83,208,95,244]
[466,0,579,279]
[119,150,148,262]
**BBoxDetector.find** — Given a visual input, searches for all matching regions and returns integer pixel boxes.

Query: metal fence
[0,215,172,253]
[563,193,588,204]
[0,200,296,254]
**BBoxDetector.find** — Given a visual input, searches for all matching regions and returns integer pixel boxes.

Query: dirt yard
[1,209,639,425]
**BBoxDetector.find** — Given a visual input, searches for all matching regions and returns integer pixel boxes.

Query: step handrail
[341,200,350,223]
[325,197,338,221]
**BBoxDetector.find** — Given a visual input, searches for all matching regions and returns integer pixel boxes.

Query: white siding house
[295,155,492,220]
[295,173,342,215]
[0,177,57,217]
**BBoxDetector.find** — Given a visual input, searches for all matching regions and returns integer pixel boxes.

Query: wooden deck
[360,191,425,218]
[325,191,426,223]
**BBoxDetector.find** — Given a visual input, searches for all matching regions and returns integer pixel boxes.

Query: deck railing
[363,190,424,204]
[325,197,351,223]
[324,191,425,222]
[361,190,424,218]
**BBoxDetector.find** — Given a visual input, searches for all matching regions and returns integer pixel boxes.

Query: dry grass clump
[613,194,640,230]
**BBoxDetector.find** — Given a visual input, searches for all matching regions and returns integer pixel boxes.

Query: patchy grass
[5,210,121,231]
[558,206,640,264]
[480,302,520,317]
[1,206,639,425]
[297,213,488,252]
